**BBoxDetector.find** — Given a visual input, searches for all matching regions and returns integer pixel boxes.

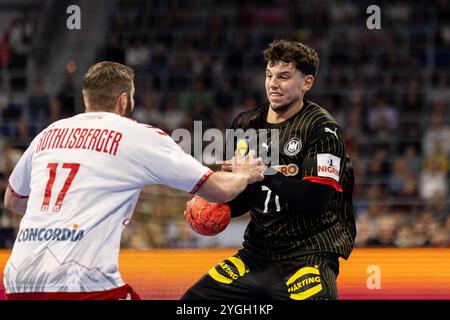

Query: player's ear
[302,75,315,92]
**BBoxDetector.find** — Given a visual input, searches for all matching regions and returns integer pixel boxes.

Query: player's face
[265,61,309,113]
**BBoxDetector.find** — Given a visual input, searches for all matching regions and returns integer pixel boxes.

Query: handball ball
[184,196,231,236]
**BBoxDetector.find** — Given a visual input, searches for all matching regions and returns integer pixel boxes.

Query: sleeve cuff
[7,182,29,199]
[302,176,343,192]
[190,170,214,194]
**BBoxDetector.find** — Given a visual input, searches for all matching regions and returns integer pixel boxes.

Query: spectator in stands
[400,144,421,173]
[121,225,150,249]
[366,147,391,185]
[388,158,418,212]
[125,37,150,69]
[414,211,439,246]
[133,77,162,125]
[102,31,125,64]
[181,77,213,117]
[160,93,187,132]
[0,32,11,68]
[371,214,401,246]
[429,227,449,247]
[423,111,450,156]
[168,219,198,248]
[354,215,378,247]
[0,141,22,179]
[401,92,422,116]
[394,225,421,247]
[28,79,50,126]
[367,94,398,132]
[53,75,76,119]
[419,156,449,202]
[147,223,168,248]
[8,14,32,71]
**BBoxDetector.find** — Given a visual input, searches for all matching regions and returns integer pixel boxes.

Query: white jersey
[4,112,212,293]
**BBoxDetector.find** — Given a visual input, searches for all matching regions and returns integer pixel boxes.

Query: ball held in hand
[184,196,231,236]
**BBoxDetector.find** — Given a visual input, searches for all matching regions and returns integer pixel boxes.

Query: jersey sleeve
[137,127,212,194]
[301,124,345,192]
[8,135,41,198]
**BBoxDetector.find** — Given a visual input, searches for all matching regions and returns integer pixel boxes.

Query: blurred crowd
[0,0,449,248]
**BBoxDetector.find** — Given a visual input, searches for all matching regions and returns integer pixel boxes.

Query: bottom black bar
[0,300,448,319]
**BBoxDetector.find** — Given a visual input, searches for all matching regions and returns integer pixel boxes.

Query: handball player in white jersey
[2,61,264,300]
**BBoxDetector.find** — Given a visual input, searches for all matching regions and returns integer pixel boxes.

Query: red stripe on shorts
[5,284,140,300]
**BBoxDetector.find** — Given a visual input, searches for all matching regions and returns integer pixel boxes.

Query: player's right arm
[195,171,254,203]
[4,134,40,215]
[4,185,28,215]
[137,125,263,204]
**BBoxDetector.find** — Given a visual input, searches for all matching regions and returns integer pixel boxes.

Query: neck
[266,98,303,124]
[86,106,120,115]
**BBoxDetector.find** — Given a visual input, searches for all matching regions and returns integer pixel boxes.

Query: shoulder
[92,114,170,137]
[304,100,340,129]
[231,104,268,130]
[302,101,344,140]
[123,117,169,136]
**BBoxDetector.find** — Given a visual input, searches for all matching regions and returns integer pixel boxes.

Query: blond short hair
[83,61,134,111]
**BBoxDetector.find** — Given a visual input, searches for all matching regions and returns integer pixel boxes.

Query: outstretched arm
[196,171,254,203]
[196,150,264,203]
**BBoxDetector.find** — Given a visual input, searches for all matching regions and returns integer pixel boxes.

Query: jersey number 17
[41,163,80,212]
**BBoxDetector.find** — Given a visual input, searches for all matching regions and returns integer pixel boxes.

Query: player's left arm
[263,124,344,214]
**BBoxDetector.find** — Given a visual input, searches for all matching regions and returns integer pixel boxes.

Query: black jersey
[227,100,356,261]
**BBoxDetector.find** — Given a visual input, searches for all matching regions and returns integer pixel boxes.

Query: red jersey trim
[142,124,169,136]
[190,170,214,194]
[303,176,343,192]
[5,284,140,300]
[7,182,29,199]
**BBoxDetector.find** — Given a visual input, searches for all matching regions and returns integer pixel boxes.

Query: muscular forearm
[196,171,250,203]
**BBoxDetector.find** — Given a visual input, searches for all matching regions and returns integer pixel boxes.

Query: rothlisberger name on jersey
[36,127,123,156]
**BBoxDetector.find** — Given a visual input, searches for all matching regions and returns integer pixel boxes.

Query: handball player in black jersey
[182,39,356,300]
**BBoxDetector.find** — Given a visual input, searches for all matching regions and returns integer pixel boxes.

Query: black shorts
[181,249,340,300]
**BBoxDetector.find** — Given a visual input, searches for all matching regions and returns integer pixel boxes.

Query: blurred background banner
[0,0,449,299]
[2,248,450,300]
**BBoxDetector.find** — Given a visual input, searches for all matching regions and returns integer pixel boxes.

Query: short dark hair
[83,61,134,111]
[263,39,319,77]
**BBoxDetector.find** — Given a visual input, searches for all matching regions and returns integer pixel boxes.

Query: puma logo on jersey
[324,127,338,139]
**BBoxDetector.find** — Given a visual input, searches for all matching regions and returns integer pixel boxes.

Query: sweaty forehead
[266,61,298,74]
